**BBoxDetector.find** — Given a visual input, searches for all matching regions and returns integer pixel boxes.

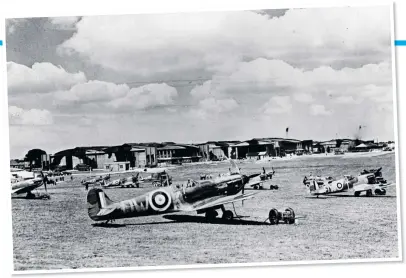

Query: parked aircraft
[103,173,141,188]
[246,167,277,190]
[304,167,393,197]
[11,170,49,199]
[81,174,111,187]
[87,160,298,225]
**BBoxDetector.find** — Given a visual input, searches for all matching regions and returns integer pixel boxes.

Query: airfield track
[12,153,399,271]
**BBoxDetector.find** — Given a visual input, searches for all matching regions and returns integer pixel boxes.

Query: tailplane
[87,188,114,220]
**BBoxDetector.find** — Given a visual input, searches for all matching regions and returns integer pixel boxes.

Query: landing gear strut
[204,206,235,222]
[205,210,218,222]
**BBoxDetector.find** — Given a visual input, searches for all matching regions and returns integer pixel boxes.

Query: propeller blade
[230,160,240,174]
[42,172,48,193]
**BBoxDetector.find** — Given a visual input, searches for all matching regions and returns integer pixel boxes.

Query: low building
[104,161,131,172]
[157,144,201,164]
[10,159,27,169]
[246,151,268,160]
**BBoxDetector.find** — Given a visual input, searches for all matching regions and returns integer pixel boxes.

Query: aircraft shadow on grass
[305,195,396,199]
[91,214,271,228]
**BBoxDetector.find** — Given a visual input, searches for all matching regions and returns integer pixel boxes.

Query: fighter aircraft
[102,173,141,188]
[246,167,277,190]
[11,170,49,199]
[304,167,393,197]
[87,160,298,225]
[81,174,111,187]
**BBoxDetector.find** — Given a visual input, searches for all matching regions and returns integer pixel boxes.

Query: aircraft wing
[353,183,394,193]
[180,192,258,212]
[11,180,43,195]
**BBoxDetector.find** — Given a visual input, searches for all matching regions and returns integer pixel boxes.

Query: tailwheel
[268,208,280,225]
[222,210,234,221]
[205,210,218,223]
[375,188,386,196]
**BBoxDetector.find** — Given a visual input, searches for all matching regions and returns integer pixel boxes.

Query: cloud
[6,19,28,34]
[108,83,178,111]
[310,104,332,116]
[334,95,360,104]
[49,16,80,30]
[190,97,239,120]
[53,81,178,112]
[7,62,87,94]
[53,80,129,103]
[8,106,54,125]
[294,93,314,103]
[57,6,391,77]
[261,96,292,114]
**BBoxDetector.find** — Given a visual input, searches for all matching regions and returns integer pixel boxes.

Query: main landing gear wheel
[268,208,279,225]
[284,208,295,224]
[205,210,218,222]
[354,191,361,197]
[222,210,234,221]
[366,190,373,197]
[375,188,386,196]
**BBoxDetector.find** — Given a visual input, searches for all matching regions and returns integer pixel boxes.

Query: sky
[6,6,395,159]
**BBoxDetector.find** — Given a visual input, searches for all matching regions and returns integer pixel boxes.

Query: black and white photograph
[5,4,400,272]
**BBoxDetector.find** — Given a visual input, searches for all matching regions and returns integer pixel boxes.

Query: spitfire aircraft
[246,167,277,190]
[81,174,111,187]
[304,167,393,197]
[102,173,141,188]
[87,160,297,225]
[11,170,49,199]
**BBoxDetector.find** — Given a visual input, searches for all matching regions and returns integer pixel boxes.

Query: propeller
[40,171,48,194]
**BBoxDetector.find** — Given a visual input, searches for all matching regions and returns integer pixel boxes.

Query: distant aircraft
[304,167,393,197]
[246,167,277,190]
[81,174,111,187]
[11,170,49,199]
[87,160,298,225]
[102,173,141,188]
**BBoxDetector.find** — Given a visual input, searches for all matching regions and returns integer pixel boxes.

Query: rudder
[87,188,114,220]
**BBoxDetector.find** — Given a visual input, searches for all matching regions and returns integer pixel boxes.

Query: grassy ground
[12,153,399,271]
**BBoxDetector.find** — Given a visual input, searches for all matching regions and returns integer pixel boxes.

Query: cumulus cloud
[334,96,360,104]
[187,58,392,113]
[57,6,391,76]
[310,104,332,116]
[294,93,314,103]
[6,18,27,34]
[189,97,239,120]
[261,96,292,114]
[9,106,54,125]
[7,62,87,94]
[49,16,80,29]
[53,81,178,112]
[53,80,129,103]
[108,83,178,111]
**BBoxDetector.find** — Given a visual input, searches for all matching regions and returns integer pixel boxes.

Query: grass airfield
[12,153,399,271]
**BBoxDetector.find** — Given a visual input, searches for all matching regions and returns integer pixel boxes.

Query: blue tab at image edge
[0,40,3,46]
[395,40,406,46]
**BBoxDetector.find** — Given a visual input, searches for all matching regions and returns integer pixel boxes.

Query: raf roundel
[149,189,172,212]
[337,182,343,190]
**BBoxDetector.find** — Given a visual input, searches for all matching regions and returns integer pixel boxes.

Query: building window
[120,165,123,169]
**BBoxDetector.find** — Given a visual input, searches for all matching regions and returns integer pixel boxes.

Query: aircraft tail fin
[87,188,114,220]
